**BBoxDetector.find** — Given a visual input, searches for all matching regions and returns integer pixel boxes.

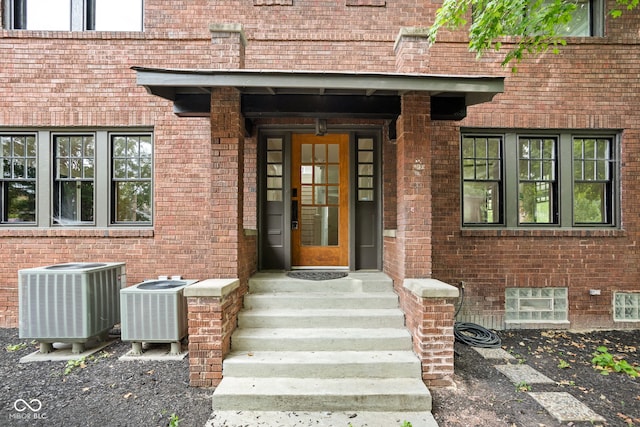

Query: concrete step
[243,292,399,310]
[206,410,439,427]
[223,350,422,378]
[212,377,432,412]
[238,308,406,328]
[231,327,413,351]
[248,272,393,293]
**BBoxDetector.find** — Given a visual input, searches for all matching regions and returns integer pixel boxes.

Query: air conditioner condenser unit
[19,262,126,354]
[120,279,197,355]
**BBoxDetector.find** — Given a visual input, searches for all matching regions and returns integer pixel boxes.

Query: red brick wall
[425,38,640,329]
[1,0,640,332]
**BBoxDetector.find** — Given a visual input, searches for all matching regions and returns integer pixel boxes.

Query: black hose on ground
[454,322,502,348]
[453,284,502,348]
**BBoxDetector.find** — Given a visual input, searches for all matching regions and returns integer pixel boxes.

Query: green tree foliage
[428,0,639,69]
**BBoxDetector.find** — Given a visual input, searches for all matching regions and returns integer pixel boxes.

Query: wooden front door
[291,133,349,267]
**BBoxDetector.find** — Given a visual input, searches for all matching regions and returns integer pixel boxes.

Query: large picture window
[462,131,618,228]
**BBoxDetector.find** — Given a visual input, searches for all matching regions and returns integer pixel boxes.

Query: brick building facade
[1,0,639,386]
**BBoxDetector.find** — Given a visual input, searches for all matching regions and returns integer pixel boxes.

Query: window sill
[0,228,154,238]
[505,320,570,330]
[461,228,625,238]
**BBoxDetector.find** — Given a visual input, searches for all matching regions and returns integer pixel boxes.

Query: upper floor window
[0,130,152,228]
[557,0,593,36]
[462,130,619,228]
[6,0,143,31]
[498,0,604,38]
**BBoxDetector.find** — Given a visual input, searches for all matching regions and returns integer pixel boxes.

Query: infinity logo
[13,398,42,412]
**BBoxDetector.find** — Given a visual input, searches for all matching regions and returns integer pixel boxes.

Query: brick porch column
[391,27,459,388]
[394,91,432,279]
[184,279,240,387]
[185,23,250,387]
[404,279,459,387]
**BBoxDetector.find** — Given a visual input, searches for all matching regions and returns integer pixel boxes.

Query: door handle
[291,199,298,230]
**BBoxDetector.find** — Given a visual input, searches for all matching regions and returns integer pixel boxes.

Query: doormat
[286,271,348,281]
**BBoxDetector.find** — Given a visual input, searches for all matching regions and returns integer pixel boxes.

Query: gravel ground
[2,327,639,427]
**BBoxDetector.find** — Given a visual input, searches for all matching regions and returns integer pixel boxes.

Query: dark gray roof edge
[132,66,502,81]
[133,67,503,92]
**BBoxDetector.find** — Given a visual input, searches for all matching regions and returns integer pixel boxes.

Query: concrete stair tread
[216,377,430,396]
[225,349,420,363]
[240,308,403,315]
[207,410,438,427]
[223,350,421,378]
[243,292,399,309]
[232,327,411,342]
[232,326,412,351]
[213,377,432,412]
[238,308,405,327]
[248,273,393,293]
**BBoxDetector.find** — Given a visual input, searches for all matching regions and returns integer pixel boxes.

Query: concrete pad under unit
[529,392,606,423]
[206,410,438,427]
[119,343,188,361]
[20,339,116,363]
[494,364,555,384]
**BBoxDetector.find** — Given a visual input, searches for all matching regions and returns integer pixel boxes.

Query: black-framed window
[462,131,619,228]
[53,134,95,225]
[0,130,152,228]
[488,0,604,38]
[462,135,502,224]
[518,136,557,225]
[573,137,614,224]
[111,134,152,224]
[549,0,599,36]
[0,134,37,224]
[6,0,143,31]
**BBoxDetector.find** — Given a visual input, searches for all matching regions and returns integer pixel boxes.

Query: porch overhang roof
[132,67,504,124]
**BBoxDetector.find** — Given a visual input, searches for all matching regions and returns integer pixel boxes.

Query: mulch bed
[1,327,638,426]
[432,328,640,427]
[0,329,212,427]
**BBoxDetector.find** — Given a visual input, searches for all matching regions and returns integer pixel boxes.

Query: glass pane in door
[300,143,340,247]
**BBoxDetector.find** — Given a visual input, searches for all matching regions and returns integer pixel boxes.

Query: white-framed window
[5,0,143,31]
[461,130,619,228]
[0,129,152,228]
